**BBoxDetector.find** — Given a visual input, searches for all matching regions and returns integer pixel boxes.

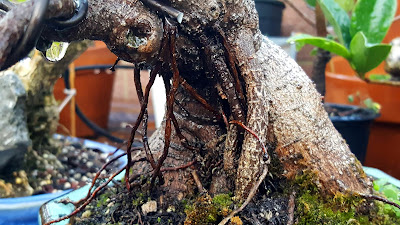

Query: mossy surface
[184,193,233,224]
[293,171,400,225]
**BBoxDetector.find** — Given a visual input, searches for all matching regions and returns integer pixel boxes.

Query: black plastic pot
[326,103,380,164]
[255,0,286,36]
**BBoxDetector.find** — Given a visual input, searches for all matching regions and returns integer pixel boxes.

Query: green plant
[289,0,397,79]
[373,179,400,217]
[347,92,381,113]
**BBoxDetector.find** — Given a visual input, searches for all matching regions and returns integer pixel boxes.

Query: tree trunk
[1,0,382,223]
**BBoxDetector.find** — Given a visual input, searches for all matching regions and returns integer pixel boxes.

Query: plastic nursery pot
[254,0,285,36]
[53,41,117,138]
[326,103,379,164]
[326,56,400,179]
[0,135,126,225]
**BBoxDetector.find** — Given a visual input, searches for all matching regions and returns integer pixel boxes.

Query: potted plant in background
[324,1,400,179]
[53,41,118,138]
[255,0,286,36]
[289,0,397,164]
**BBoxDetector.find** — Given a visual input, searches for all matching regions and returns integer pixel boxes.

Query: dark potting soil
[72,176,289,225]
[73,184,187,225]
[324,105,376,122]
[0,137,121,198]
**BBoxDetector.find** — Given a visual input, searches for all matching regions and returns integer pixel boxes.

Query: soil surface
[0,136,122,198]
[71,174,289,225]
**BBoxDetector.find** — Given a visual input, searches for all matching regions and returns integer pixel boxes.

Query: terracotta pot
[326,68,400,179]
[324,1,400,178]
[53,41,117,137]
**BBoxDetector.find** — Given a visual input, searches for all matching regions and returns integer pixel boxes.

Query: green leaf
[318,0,352,47]
[373,178,388,191]
[351,0,397,44]
[369,74,392,81]
[382,185,400,200]
[288,34,350,58]
[349,32,392,77]
[305,0,316,7]
[334,0,356,11]
[348,95,354,103]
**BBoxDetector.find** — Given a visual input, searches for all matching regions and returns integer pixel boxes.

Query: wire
[49,0,89,29]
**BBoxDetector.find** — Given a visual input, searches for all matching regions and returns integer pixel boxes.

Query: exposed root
[151,18,180,186]
[134,66,156,169]
[160,159,196,172]
[229,120,268,160]
[218,165,269,225]
[180,77,222,120]
[125,63,159,191]
[360,193,400,210]
[44,167,126,225]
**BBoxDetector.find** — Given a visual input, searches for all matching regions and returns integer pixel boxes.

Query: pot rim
[325,103,380,122]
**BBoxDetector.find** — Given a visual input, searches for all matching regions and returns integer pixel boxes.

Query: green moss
[96,193,110,207]
[132,192,145,207]
[212,193,233,209]
[184,193,234,224]
[292,171,400,225]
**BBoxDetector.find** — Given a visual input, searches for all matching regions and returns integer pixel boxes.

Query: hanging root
[125,62,159,191]
[151,18,180,185]
[134,66,157,169]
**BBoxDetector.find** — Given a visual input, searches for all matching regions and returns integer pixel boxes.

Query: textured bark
[1,0,374,219]
[0,0,75,70]
[41,0,373,198]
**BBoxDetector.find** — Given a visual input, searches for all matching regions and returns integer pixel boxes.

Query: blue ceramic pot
[0,135,126,225]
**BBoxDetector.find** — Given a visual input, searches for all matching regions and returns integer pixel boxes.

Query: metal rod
[140,0,183,23]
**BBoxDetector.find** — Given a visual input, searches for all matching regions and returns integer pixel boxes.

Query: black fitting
[48,0,88,30]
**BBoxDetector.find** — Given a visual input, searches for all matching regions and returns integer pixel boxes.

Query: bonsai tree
[289,0,397,79]
[1,0,400,224]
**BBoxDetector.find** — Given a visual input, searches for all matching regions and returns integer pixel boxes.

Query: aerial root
[151,18,180,186]
[214,26,246,107]
[124,62,159,191]
[45,156,149,225]
[134,66,157,169]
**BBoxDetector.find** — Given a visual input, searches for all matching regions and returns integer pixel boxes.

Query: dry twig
[287,191,296,225]
[218,165,269,225]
